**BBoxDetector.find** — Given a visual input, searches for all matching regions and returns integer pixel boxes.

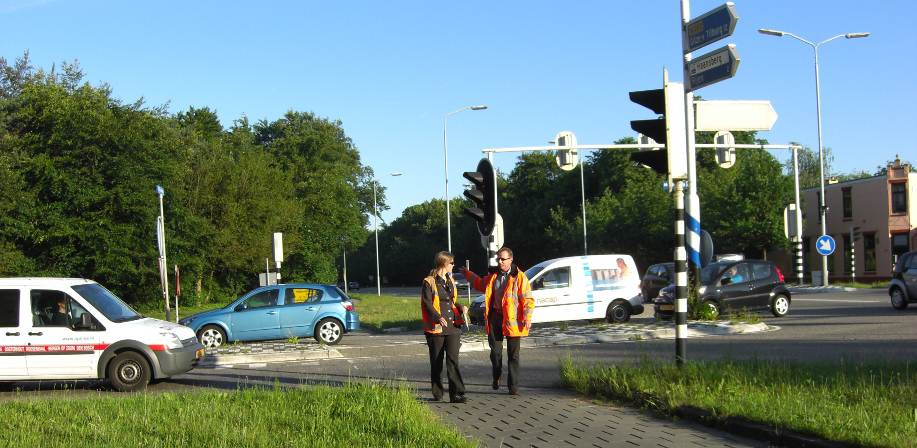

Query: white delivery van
[0,278,204,391]
[469,255,644,325]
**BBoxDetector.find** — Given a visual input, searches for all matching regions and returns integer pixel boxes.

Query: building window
[891,182,907,214]
[863,233,877,273]
[842,234,852,275]
[842,187,852,219]
[892,233,909,266]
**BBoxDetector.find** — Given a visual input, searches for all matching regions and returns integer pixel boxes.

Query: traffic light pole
[674,180,688,365]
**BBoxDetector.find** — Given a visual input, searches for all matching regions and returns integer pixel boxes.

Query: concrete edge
[197,348,343,368]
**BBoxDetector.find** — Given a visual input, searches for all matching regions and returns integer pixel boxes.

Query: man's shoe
[450,395,467,404]
[492,379,499,390]
[508,387,519,395]
[432,395,443,402]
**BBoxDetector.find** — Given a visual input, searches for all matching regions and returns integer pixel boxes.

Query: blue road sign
[816,235,836,256]
[687,44,740,91]
[684,2,739,53]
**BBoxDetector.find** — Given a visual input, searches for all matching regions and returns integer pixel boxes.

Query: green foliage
[0,56,374,304]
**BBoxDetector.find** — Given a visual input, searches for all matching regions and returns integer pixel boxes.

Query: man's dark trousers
[425,333,464,400]
[487,313,520,390]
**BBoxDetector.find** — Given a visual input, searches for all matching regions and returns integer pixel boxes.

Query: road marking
[794,298,881,303]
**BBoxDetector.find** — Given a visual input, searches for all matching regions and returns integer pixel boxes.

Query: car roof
[0,278,97,287]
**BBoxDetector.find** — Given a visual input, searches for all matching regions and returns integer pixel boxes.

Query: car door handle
[266,311,278,315]
[305,306,316,311]
[5,332,18,336]
[28,331,42,336]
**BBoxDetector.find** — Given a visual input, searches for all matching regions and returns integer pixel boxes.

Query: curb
[789,286,858,294]
[197,348,343,367]
[674,405,861,448]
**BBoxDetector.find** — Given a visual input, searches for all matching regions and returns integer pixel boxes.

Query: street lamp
[373,172,402,296]
[444,105,487,252]
[758,28,869,286]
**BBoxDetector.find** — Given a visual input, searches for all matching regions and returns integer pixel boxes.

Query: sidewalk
[427,385,767,448]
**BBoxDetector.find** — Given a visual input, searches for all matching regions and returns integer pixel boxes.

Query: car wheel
[606,301,631,323]
[702,300,720,319]
[108,351,151,392]
[771,294,790,317]
[315,318,344,345]
[198,325,226,348]
[890,287,909,310]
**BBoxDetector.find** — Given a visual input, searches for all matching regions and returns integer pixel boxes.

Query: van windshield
[525,265,545,281]
[72,283,143,323]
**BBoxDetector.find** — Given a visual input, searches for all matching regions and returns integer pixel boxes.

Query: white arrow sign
[694,100,778,131]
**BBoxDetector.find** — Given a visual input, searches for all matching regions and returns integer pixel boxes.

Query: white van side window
[30,290,75,327]
[533,268,570,290]
[0,289,18,327]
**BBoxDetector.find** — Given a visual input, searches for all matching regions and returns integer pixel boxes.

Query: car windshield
[525,265,546,282]
[700,263,730,285]
[72,283,143,323]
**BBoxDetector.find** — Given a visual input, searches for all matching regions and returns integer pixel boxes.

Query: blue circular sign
[815,235,836,256]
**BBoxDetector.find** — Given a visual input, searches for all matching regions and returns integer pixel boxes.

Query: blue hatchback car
[179,283,359,347]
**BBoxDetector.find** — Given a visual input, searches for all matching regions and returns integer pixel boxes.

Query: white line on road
[794,298,881,303]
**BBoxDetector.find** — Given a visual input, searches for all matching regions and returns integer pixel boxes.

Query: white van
[469,255,644,325]
[0,278,204,391]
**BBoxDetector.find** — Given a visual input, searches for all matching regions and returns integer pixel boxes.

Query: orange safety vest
[420,275,465,334]
[467,266,534,337]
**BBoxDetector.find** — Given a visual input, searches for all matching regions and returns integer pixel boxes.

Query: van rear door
[0,288,27,378]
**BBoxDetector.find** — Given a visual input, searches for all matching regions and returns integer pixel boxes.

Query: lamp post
[758,28,869,286]
[444,105,487,253]
[373,172,402,296]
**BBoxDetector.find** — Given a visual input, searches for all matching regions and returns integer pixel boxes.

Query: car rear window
[751,263,774,281]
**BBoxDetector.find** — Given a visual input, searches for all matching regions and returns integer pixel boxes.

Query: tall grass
[352,293,422,332]
[0,384,473,448]
[561,358,917,448]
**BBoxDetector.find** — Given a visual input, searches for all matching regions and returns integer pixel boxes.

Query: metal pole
[681,0,701,280]
[343,246,348,295]
[813,43,829,286]
[444,114,452,253]
[373,181,381,296]
[157,190,171,322]
[792,146,804,285]
[580,156,587,255]
[850,227,856,283]
[674,181,687,365]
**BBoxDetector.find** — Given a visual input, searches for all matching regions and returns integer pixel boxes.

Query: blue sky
[2,0,914,224]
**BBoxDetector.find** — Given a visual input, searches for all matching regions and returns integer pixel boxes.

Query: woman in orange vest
[462,246,533,395]
[421,251,467,403]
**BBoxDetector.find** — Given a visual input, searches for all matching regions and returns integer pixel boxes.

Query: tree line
[0,53,379,305]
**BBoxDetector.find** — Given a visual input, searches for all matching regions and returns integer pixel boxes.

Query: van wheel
[771,294,790,317]
[315,318,344,345]
[890,288,908,310]
[606,301,631,323]
[198,325,226,348]
[108,351,151,392]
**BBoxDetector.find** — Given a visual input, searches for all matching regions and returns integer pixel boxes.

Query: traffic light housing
[629,70,688,188]
[463,158,497,236]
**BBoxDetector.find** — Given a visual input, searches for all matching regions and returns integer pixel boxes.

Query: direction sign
[687,44,740,91]
[694,100,778,131]
[816,235,836,256]
[684,2,738,53]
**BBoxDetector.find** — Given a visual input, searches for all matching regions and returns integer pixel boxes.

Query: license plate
[195,348,205,359]
[659,305,674,311]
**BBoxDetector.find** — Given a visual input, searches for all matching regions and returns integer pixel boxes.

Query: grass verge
[560,357,917,448]
[351,293,422,332]
[0,383,473,448]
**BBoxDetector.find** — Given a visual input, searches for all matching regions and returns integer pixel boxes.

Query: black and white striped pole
[674,180,688,365]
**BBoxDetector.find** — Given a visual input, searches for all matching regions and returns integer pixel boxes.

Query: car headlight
[159,332,184,349]
[698,286,707,295]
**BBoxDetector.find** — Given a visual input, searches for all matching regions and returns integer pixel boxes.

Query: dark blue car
[179,283,359,347]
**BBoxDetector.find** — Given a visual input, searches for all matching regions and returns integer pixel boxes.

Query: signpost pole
[681,0,701,283]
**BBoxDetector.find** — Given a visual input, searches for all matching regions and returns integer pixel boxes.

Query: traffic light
[463,158,496,236]
[629,70,688,188]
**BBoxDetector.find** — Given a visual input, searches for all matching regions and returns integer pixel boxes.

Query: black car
[653,259,791,319]
[890,250,917,310]
[641,262,674,303]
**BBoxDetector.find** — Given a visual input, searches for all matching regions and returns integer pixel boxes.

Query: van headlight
[160,332,184,349]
